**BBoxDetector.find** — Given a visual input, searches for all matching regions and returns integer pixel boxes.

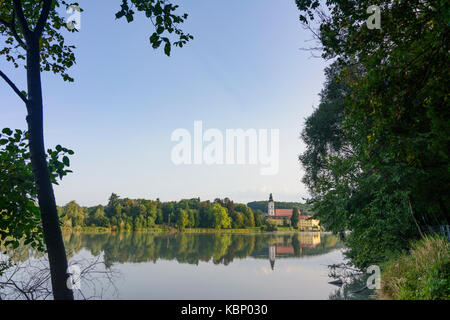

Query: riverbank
[379,236,449,300]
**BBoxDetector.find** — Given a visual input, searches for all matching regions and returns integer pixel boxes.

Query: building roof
[276,245,294,255]
[275,209,293,217]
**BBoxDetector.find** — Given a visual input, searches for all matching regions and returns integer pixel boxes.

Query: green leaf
[164,42,171,56]
[2,128,12,136]
[126,13,134,23]
[150,32,159,44]
[152,40,162,49]
[63,156,70,166]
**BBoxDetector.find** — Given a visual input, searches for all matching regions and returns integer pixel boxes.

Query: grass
[62,226,111,233]
[380,236,449,300]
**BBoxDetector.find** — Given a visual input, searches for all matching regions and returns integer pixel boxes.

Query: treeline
[58,194,267,231]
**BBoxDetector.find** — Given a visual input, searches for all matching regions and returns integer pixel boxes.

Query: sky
[0,0,329,207]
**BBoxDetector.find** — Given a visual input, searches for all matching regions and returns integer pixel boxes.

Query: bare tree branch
[0,69,28,104]
[0,255,120,300]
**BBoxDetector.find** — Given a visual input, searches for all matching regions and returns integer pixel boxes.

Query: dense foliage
[291,208,300,229]
[0,128,73,253]
[297,0,449,269]
[58,194,265,231]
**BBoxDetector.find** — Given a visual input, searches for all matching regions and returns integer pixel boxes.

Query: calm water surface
[61,232,350,299]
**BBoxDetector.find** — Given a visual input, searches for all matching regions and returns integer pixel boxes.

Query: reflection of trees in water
[1,232,344,299]
[1,241,46,264]
[253,233,343,259]
[57,232,343,267]
[4,232,343,272]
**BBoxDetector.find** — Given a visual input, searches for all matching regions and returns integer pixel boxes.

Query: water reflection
[60,232,342,269]
[3,232,351,300]
[268,233,322,270]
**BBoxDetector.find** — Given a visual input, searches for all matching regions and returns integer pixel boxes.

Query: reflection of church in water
[268,233,321,270]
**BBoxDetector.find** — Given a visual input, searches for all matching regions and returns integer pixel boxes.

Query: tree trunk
[26,38,74,300]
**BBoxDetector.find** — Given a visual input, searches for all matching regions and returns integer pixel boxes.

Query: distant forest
[246,201,313,215]
[58,194,272,231]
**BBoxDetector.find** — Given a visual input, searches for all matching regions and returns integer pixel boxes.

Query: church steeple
[268,193,275,216]
[269,245,276,270]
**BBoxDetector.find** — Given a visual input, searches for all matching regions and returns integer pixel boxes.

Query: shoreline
[61,226,323,234]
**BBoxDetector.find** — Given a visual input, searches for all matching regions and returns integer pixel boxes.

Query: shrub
[381,236,449,300]
[263,220,278,232]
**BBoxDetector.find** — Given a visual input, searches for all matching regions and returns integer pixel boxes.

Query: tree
[175,209,189,231]
[232,211,244,229]
[0,128,72,272]
[62,201,85,227]
[0,0,193,299]
[253,209,266,227]
[105,193,120,218]
[209,203,231,229]
[91,206,109,228]
[134,216,143,230]
[235,204,255,228]
[291,208,300,229]
[297,0,449,268]
[155,208,163,225]
[264,219,278,232]
[299,62,350,192]
[0,129,43,252]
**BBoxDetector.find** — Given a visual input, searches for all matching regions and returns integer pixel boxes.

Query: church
[267,193,294,219]
[266,193,320,230]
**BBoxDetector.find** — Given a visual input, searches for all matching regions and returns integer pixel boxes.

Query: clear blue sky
[0,0,329,206]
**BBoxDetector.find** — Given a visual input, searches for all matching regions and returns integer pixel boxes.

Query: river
[2,232,374,299]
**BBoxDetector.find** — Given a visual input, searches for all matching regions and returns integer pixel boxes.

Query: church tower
[269,245,276,270]
[268,193,275,216]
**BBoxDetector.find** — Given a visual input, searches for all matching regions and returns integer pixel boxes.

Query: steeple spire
[268,193,275,216]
